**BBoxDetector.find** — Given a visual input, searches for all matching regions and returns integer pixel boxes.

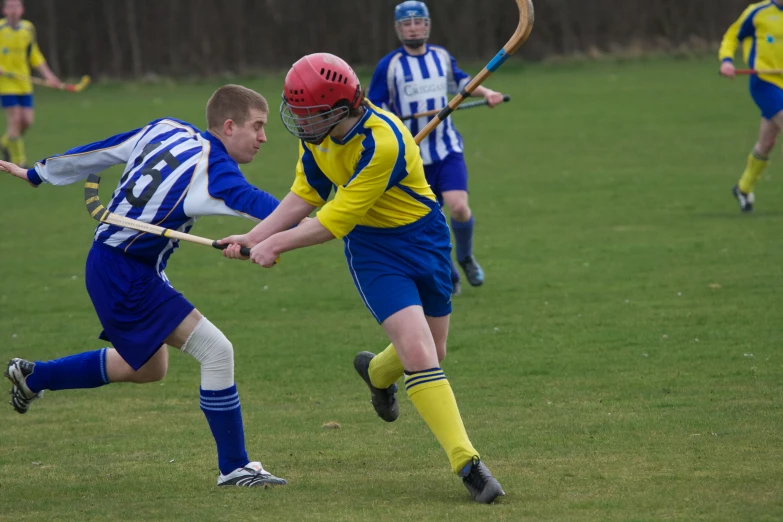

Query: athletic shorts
[344,209,453,324]
[85,242,195,370]
[424,152,469,199]
[0,94,33,108]
[750,77,783,120]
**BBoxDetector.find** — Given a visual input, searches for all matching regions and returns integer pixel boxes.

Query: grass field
[0,56,782,521]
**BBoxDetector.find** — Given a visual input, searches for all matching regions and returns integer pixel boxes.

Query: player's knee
[447,200,471,221]
[181,317,234,390]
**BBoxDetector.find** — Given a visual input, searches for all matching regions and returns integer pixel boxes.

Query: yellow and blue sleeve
[25,22,45,68]
[719,4,762,63]
[291,141,333,207]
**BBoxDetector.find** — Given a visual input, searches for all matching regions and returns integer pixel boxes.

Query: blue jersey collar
[203,130,230,156]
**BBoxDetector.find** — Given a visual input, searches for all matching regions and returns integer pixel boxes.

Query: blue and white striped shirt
[367,45,470,166]
[28,118,278,274]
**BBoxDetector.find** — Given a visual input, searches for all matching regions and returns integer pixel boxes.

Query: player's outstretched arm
[0,160,38,187]
[34,63,63,89]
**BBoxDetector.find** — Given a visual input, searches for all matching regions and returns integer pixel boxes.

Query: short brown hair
[206,85,268,131]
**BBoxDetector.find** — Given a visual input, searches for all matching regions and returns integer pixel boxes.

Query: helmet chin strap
[403,38,427,48]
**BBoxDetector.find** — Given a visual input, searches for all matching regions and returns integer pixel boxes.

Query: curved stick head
[508,0,535,54]
[84,174,107,221]
[69,75,92,93]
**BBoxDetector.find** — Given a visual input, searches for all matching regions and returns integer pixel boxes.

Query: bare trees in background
[25,0,749,78]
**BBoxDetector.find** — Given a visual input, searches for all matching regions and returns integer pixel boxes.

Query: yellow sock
[7,136,25,166]
[368,343,404,388]
[406,368,479,474]
[738,149,768,194]
[0,133,8,149]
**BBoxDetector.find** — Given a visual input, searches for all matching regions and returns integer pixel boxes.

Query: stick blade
[68,75,91,93]
[84,174,106,221]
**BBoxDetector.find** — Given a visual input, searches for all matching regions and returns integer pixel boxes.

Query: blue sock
[451,216,474,262]
[200,384,250,475]
[26,348,110,393]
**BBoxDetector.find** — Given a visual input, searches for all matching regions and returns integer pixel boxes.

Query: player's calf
[5,358,44,414]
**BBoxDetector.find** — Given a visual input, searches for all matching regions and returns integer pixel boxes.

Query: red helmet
[280,53,362,143]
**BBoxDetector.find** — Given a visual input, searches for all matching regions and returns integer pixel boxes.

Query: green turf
[1,56,782,521]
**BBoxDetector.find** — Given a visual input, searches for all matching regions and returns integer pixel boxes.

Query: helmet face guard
[395,18,430,48]
[394,1,430,48]
[279,99,349,144]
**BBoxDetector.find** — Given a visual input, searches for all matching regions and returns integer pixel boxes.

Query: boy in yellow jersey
[219,52,504,504]
[720,0,783,212]
[0,0,62,167]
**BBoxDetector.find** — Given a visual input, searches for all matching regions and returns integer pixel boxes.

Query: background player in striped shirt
[720,0,783,212]
[1,85,287,488]
[0,0,63,167]
[221,53,505,503]
[367,1,505,295]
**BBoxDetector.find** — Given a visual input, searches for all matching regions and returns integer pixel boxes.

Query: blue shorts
[344,209,453,323]
[0,94,33,108]
[424,152,469,199]
[85,243,195,370]
[750,77,783,120]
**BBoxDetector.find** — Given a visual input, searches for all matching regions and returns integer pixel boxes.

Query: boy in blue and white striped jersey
[368,1,506,295]
[1,85,286,488]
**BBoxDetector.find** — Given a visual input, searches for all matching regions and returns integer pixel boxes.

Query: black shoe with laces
[353,351,399,422]
[458,255,484,286]
[5,358,43,414]
[459,457,505,504]
[732,185,754,213]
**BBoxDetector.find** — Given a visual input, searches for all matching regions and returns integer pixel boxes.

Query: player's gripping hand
[484,90,506,107]
[0,160,37,187]
[249,240,280,268]
[217,234,252,260]
[720,61,736,79]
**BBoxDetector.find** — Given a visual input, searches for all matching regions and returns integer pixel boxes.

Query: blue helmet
[394,1,430,48]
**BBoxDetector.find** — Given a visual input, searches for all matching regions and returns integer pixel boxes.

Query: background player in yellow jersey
[720,0,783,212]
[220,52,504,503]
[0,0,62,167]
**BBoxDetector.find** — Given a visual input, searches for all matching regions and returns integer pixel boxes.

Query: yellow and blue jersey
[291,101,438,239]
[0,18,45,94]
[720,1,783,88]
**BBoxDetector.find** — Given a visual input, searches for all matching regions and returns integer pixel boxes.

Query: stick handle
[401,94,510,121]
[735,69,783,75]
[212,241,251,257]
[85,173,248,255]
